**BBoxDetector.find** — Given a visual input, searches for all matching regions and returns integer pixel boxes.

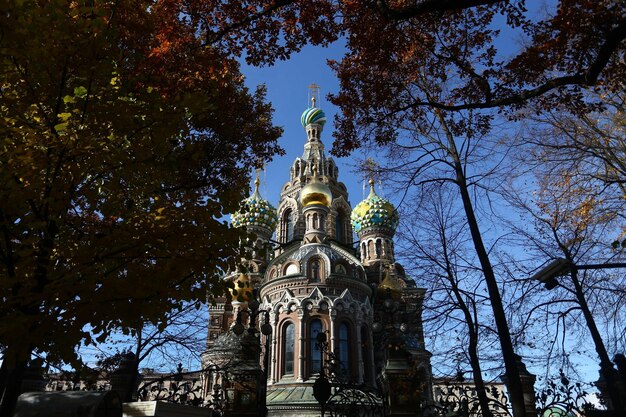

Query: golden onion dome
[230,273,254,303]
[300,164,332,207]
[377,266,403,300]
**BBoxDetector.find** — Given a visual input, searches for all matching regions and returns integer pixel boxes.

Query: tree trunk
[436,109,528,417]
[0,345,30,417]
[450,280,494,417]
[454,163,527,417]
[570,268,624,410]
[442,234,493,417]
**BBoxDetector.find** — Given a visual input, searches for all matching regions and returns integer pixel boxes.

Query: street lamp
[532,257,626,411]
[312,332,332,417]
[531,258,626,290]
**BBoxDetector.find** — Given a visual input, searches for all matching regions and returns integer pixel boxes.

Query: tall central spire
[300,85,327,164]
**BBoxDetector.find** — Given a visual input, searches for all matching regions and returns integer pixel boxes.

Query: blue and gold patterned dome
[301,107,326,128]
[351,179,399,235]
[232,177,278,232]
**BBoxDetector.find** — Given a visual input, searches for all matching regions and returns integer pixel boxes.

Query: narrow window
[311,259,320,282]
[339,322,351,377]
[335,212,344,243]
[282,209,294,242]
[283,322,294,375]
[310,319,323,374]
[375,239,382,257]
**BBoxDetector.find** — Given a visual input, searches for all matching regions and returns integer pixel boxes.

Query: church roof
[231,176,277,232]
[300,107,326,128]
[351,179,399,235]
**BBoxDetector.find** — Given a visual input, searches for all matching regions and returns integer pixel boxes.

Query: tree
[521,93,626,244]
[503,144,626,410]
[398,185,500,417]
[0,0,282,413]
[176,2,623,414]
[87,301,210,401]
[328,0,624,128]
[349,72,529,414]
[199,0,624,114]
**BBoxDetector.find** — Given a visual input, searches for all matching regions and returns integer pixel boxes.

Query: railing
[312,331,386,417]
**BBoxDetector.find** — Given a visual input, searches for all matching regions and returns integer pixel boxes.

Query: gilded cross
[307,83,321,108]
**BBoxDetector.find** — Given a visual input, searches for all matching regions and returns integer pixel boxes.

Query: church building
[201,89,432,417]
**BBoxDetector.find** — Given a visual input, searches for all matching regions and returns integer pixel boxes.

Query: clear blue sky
[240,42,372,211]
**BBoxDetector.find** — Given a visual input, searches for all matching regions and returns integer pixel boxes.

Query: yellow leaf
[54,122,69,132]
[58,112,72,121]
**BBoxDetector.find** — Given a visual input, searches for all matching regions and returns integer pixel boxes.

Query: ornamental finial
[251,168,262,200]
[308,82,321,108]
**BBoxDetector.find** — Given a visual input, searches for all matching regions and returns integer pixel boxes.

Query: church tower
[259,91,374,416]
[202,87,432,417]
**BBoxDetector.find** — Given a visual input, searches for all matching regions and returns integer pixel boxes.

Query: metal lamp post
[532,258,626,411]
[232,298,272,417]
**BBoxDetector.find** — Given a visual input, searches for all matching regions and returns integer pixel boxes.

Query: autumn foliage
[0,0,282,408]
[1,0,624,413]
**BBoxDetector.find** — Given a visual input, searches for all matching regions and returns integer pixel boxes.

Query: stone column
[356,315,364,384]
[269,312,278,384]
[297,310,305,382]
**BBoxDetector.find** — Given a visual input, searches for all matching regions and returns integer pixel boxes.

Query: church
[201,89,433,417]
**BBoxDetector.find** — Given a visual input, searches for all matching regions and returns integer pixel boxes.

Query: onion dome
[300,165,332,207]
[301,107,326,128]
[230,273,254,303]
[377,266,403,300]
[351,179,399,234]
[231,177,277,232]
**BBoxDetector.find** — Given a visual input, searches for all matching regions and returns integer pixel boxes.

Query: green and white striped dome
[232,177,277,232]
[351,179,399,235]
[301,107,326,128]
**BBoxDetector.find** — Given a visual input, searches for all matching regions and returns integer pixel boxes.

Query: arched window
[361,242,366,260]
[313,212,319,229]
[308,257,324,282]
[375,239,382,257]
[283,322,295,375]
[338,322,351,377]
[335,212,344,243]
[309,319,323,375]
[368,240,375,259]
[282,209,294,243]
[311,259,320,282]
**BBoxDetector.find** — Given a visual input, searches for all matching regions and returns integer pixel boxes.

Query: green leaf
[54,122,69,132]
[74,86,88,98]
